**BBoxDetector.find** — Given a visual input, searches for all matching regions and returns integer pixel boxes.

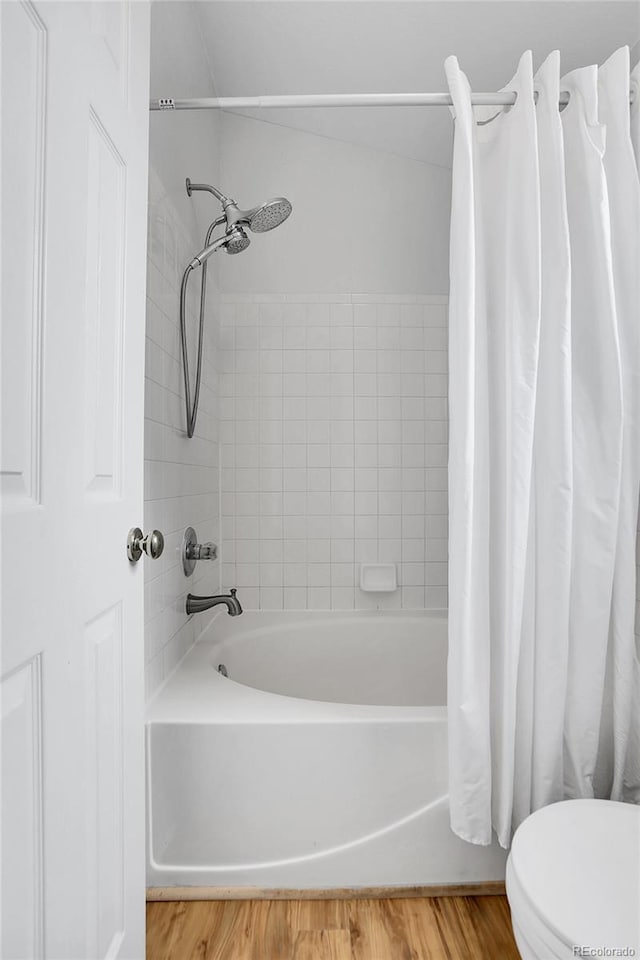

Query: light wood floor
[146,896,521,959]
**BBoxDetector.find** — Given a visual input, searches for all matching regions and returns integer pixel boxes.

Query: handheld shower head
[225,229,251,255]
[189,227,250,267]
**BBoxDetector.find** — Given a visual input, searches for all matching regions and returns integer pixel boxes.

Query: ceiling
[162,1,640,168]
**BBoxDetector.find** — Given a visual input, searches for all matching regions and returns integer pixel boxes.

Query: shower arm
[186,178,232,206]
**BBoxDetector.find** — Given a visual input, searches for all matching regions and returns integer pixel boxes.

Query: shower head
[186,179,292,234]
[243,198,292,233]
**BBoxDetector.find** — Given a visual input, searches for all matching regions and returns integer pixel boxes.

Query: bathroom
[2,1,639,958]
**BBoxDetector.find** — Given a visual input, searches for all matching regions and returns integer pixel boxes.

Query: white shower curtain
[446,47,640,848]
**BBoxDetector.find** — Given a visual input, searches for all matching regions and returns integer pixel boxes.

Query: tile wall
[219,293,449,611]
[144,166,222,699]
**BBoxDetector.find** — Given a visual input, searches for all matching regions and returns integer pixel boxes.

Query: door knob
[127,527,165,562]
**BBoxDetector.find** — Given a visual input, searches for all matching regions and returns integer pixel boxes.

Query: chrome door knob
[127,528,165,562]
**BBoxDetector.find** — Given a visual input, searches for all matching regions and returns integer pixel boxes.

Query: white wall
[144,2,223,699]
[216,115,451,611]
[218,112,451,295]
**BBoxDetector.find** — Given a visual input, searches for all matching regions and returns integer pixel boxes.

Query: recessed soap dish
[359,563,397,593]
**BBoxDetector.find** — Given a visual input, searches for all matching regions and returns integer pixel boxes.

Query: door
[1,2,150,957]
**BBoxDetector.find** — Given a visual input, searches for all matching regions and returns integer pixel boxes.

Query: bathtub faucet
[186,588,243,617]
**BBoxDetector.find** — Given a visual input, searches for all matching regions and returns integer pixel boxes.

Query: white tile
[331,516,355,539]
[377,326,400,349]
[354,327,377,353]
[307,350,330,373]
[259,493,281,515]
[355,350,377,373]
[284,327,306,349]
[425,538,448,562]
[306,468,330,492]
[308,539,330,562]
[400,326,423,350]
[402,586,425,609]
[284,373,306,396]
[284,420,306,444]
[236,493,261,516]
[261,350,283,373]
[353,304,377,327]
[284,350,307,372]
[284,516,306,539]
[260,540,283,562]
[283,468,307,491]
[355,468,378,492]
[331,445,354,468]
[236,540,260,563]
[331,540,355,563]
[307,587,331,610]
[258,507,284,536]
[378,490,402,516]
[260,563,284,587]
[355,539,378,562]
[355,515,378,539]
[330,421,353,444]
[284,587,307,610]
[330,468,354,492]
[425,562,448,586]
[284,539,306,562]
[307,397,331,420]
[307,492,331,516]
[402,539,425,562]
[355,491,378,514]
[331,491,354,515]
[378,539,402,561]
[355,421,377,444]
[307,563,331,586]
[379,515,402,539]
[236,563,259,586]
[426,516,448,538]
[425,586,448,607]
[236,516,260,539]
[307,326,331,349]
[260,327,283,350]
[355,374,377,396]
[331,587,355,609]
[284,562,307,587]
[260,587,283,609]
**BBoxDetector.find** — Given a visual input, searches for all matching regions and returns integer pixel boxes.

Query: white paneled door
[1,2,150,958]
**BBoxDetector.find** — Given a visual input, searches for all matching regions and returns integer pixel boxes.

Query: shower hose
[179,219,218,439]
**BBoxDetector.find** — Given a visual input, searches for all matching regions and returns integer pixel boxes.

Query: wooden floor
[146,896,521,959]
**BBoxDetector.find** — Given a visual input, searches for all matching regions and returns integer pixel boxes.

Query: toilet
[506,799,640,960]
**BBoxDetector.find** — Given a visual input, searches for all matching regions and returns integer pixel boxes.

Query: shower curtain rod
[149,90,634,111]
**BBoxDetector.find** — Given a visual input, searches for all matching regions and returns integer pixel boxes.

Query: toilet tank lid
[509,799,640,949]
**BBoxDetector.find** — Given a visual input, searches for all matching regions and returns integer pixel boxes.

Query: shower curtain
[446,47,640,849]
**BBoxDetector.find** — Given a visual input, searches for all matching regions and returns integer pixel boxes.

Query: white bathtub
[146,610,506,890]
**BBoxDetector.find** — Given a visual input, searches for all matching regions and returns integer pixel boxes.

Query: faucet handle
[230,588,237,597]
[183,526,217,576]
[192,541,217,560]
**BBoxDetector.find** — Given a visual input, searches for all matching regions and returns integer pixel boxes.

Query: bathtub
[146,610,506,891]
